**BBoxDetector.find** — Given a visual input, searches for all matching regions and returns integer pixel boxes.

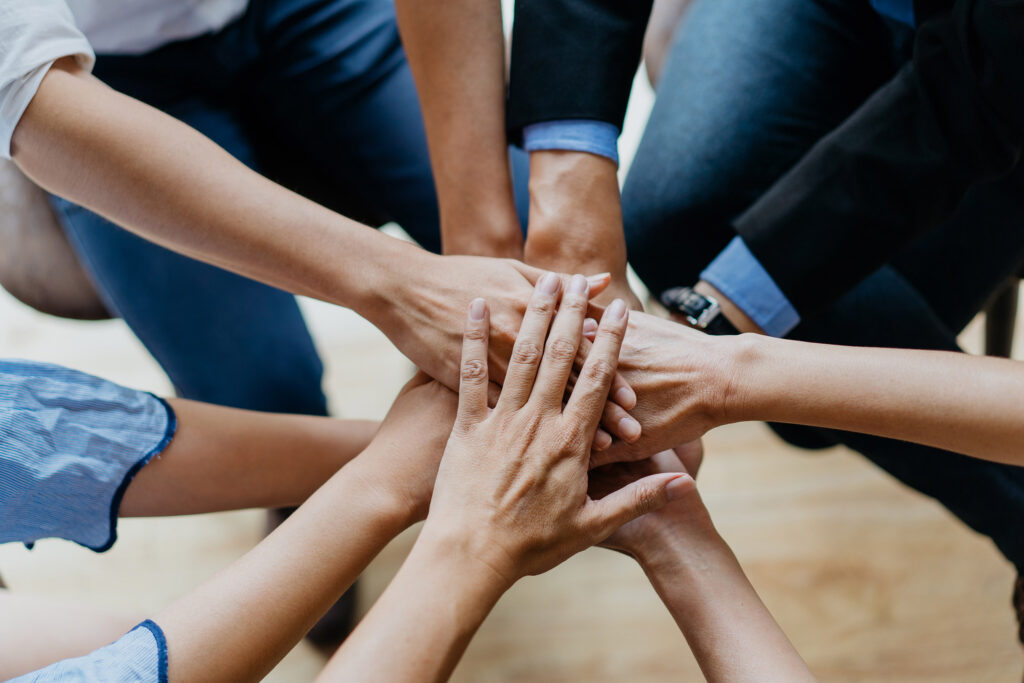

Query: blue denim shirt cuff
[700,236,801,337]
[522,120,619,164]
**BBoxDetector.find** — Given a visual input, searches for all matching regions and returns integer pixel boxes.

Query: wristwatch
[660,286,739,335]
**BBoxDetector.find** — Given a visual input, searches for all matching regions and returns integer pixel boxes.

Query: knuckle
[511,341,542,366]
[463,327,487,343]
[561,295,587,314]
[547,337,578,362]
[530,298,555,316]
[460,359,487,383]
[598,322,625,343]
[584,358,616,385]
[633,483,662,514]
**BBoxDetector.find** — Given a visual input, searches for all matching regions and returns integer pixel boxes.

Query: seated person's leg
[622,0,897,299]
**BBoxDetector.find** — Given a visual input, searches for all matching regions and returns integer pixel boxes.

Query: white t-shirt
[0,0,246,158]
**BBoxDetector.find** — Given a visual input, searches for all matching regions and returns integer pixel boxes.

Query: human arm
[590,448,815,682]
[392,0,522,257]
[507,0,651,307]
[590,313,1024,467]
[11,59,638,411]
[119,399,377,517]
[321,276,687,682]
[151,376,457,682]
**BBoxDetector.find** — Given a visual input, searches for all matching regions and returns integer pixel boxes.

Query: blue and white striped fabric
[0,359,176,551]
[11,619,168,683]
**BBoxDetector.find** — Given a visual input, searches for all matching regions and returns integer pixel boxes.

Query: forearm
[727,335,1024,465]
[120,399,378,516]
[321,527,509,682]
[394,0,521,256]
[156,446,411,682]
[636,525,813,682]
[11,60,421,318]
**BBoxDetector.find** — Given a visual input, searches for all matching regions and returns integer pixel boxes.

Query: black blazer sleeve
[735,0,1024,315]
[506,0,653,141]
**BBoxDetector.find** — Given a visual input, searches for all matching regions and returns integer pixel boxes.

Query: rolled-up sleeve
[0,360,177,552]
[0,0,94,159]
[11,620,168,683]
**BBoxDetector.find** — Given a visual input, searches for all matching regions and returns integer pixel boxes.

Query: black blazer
[507,0,1024,316]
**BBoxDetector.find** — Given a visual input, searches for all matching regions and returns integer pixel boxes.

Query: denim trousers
[51,0,529,418]
[623,0,1024,568]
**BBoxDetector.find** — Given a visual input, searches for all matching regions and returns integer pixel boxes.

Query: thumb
[588,473,694,540]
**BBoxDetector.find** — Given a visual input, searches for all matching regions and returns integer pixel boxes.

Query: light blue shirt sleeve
[700,236,801,337]
[12,620,167,683]
[0,359,177,552]
[521,119,620,164]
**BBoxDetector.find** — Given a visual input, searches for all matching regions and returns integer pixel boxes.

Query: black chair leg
[985,278,1020,358]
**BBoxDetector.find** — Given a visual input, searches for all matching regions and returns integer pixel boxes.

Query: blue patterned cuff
[522,119,620,164]
[700,237,801,337]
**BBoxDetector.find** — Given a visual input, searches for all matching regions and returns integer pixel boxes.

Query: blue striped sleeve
[0,360,177,551]
[11,619,168,683]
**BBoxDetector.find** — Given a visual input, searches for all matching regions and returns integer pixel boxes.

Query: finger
[587,473,694,541]
[564,299,629,435]
[601,401,641,444]
[456,298,490,426]
[498,272,560,411]
[513,261,610,298]
[593,428,612,451]
[574,333,636,410]
[532,274,589,407]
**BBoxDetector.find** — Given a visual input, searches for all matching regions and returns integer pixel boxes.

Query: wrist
[359,245,441,331]
[525,150,625,271]
[417,521,518,595]
[714,332,774,425]
[343,447,424,530]
[692,280,763,335]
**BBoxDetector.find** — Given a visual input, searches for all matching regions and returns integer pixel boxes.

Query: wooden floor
[0,286,1021,681]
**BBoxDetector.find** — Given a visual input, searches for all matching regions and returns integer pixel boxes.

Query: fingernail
[569,273,588,296]
[583,318,598,335]
[593,429,612,450]
[606,299,627,321]
[666,475,692,502]
[618,416,641,442]
[614,386,636,409]
[539,272,560,295]
[469,298,486,321]
[587,273,611,286]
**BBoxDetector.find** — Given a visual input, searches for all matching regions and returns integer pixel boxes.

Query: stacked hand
[378,253,641,445]
[421,275,690,585]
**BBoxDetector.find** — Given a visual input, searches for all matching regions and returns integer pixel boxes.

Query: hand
[377,252,640,442]
[422,278,690,585]
[349,372,458,524]
[582,311,736,467]
[589,442,712,560]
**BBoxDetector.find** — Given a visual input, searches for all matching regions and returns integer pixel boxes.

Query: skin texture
[321,280,687,683]
[590,448,816,682]
[393,0,523,257]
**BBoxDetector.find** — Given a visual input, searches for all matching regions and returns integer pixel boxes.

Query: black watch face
[681,291,707,315]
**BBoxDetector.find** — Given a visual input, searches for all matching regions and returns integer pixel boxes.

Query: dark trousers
[622,0,1024,568]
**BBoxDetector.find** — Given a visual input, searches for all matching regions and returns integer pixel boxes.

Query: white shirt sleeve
[0,0,94,159]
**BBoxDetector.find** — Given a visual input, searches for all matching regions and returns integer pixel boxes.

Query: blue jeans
[623,0,1024,568]
[52,0,529,418]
